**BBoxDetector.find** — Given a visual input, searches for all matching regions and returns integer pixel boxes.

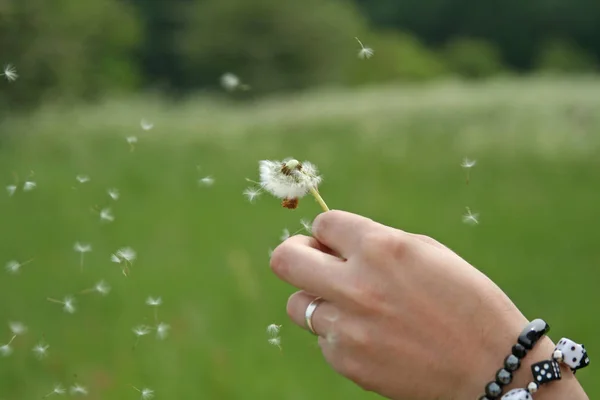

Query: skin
[270,210,589,400]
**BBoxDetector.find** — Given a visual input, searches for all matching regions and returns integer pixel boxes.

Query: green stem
[309,187,329,212]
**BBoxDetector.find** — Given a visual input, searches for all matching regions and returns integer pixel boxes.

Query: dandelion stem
[309,187,329,212]
[154,308,158,325]
[46,297,63,305]
[466,169,470,185]
[80,253,84,272]
[7,335,16,345]
[79,288,95,295]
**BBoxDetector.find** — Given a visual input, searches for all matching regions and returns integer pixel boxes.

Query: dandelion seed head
[112,247,136,264]
[50,384,66,395]
[300,219,312,234]
[133,325,151,337]
[33,342,49,358]
[70,384,88,396]
[355,37,374,59]
[9,321,27,335]
[75,175,90,183]
[266,324,281,336]
[100,208,114,222]
[127,136,138,144]
[74,242,92,253]
[462,207,480,225]
[140,119,154,131]
[156,322,170,340]
[268,336,282,349]
[0,344,13,356]
[220,72,240,91]
[6,185,16,196]
[63,297,76,314]
[5,260,21,274]
[140,388,154,400]
[23,181,36,191]
[258,159,322,199]
[280,228,290,242]
[2,64,18,81]
[243,187,262,203]
[107,188,119,200]
[199,176,214,186]
[461,158,477,169]
[146,296,162,307]
[95,280,111,295]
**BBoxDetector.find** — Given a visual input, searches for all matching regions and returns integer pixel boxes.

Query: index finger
[311,210,379,258]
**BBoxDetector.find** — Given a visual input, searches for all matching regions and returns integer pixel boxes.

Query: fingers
[311,210,381,258]
[287,291,340,336]
[270,235,347,300]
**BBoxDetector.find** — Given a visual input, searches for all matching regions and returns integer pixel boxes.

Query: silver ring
[305,297,324,335]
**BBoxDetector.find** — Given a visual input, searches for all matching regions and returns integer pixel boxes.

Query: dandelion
[127,136,138,152]
[132,325,151,349]
[132,386,154,400]
[140,119,154,131]
[107,188,120,200]
[355,37,374,59]
[75,175,90,184]
[32,341,49,358]
[111,247,136,276]
[9,321,27,336]
[146,296,162,323]
[80,280,111,296]
[6,185,16,196]
[47,296,76,314]
[220,72,249,91]
[257,159,328,211]
[100,207,114,222]
[461,158,477,184]
[268,336,282,351]
[280,228,290,242]
[243,187,262,203]
[5,258,33,274]
[44,384,66,397]
[156,322,170,340]
[0,335,16,357]
[74,242,92,271]
[1,64,18,81]
[23,180,36,191]
[198,176,214,186]
[300,218,312,234]
[462,207,480,225]
[70,384,88,396]
[266,324,281,336]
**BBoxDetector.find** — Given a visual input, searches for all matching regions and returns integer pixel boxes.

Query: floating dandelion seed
[243,187,262,203]
[1,64,18,81]
[81,280,110,296]
[266,324,281,336]
[23,180,36,191]
[74,242,92,271]
[132,386,154,400]
[462,207,480,225]
[156,322,170,340]
[198,176,214,186]
[461,158,476,184]
[132,325,151,349]
[5,258,33,274]
[111,247,136,276]
[257,159,328,211]
[220,72,251,92]
[0,340,14,357]
[140,119,154,131]
[100,207,114,222]
[6,185,16,196]
[146,296,162,323]
[44,384,66,397]
[75,175,90,184]
[127,136,138,152]
[47,296,76,314]
[355,37,374,59]
[9,321,27,336]
[300,218,312,234]
[32,341,49,358]
[268,336,282,351]
[280,228,290,242]
[107,188,119,200]
[70,384,88,396]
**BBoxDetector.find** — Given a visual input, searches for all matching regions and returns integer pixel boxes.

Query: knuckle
[361,230,412,262]
[269,244,291,276]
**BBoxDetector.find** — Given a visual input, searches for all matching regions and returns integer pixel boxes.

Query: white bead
[501,388,531,399]
[553,349,564,362]
[555,337,588,370]
[527,382,539,393]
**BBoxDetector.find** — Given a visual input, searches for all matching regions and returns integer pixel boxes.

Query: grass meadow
[0,76,599,399]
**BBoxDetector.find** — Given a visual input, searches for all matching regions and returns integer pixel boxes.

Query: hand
[269,210,588,400]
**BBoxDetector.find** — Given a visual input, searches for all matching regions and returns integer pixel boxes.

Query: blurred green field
[0,77,599,400]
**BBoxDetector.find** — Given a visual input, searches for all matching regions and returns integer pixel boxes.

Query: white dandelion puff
[107,188,119,200]
[0,342,13,357]
[461,158,476,184]
[23,181,36,191]
[259,159,322,200]
[75,175,90,183]
[74,242,92,271]
[70,384,88,396]
[9,321,27,336]
[32,342,49,358]
[5,258,33,274]
[47,296,76,314]
[133,325,151,337]
[6,185,16,196]
[80,280,111,296]
[355,37,374,59]
[220,73,240,91]
[300,218,312,234]
[266,324,281,336]
[462,207,480,225]
[132,386,154,400]
[243,187,262,203]
[112,247,136,264]
[44,384,66,397]
[100,207,114,222]
[156,322,170,340]
[268,336,282,351]
[198,176,214,186]
[280,228,290,242]
[2,64,18,81]
[140,119,154,131]
[146,296,162,307]
[127,136,138,144]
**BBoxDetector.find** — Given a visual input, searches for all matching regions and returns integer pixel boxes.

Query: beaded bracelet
[478,319,550,400]
[500,337,590,399]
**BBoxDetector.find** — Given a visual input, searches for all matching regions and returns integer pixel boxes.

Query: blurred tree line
[0,0,599,109]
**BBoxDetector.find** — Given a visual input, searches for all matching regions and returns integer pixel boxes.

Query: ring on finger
[305,297,325,335]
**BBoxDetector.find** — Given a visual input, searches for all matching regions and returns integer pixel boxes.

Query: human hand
[269,210,587,400]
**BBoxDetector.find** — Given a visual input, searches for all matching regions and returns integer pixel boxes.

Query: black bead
[504,354,521,371]
[485,381,502,398]
[517,319,550,350]
[478,396,492,400]
[496,368,513,385]
[512,343,527,359]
